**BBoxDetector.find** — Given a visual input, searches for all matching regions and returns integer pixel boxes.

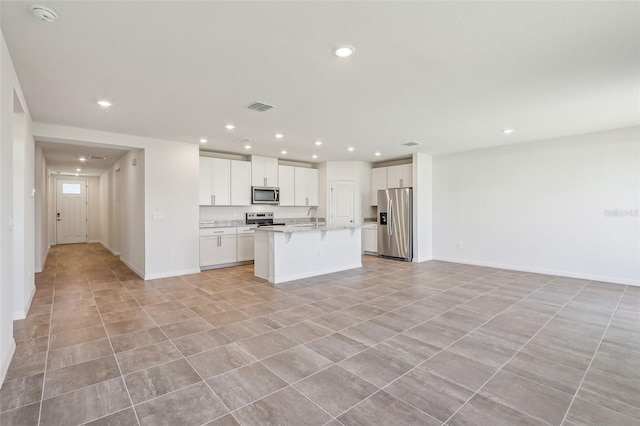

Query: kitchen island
[254,225,362,284]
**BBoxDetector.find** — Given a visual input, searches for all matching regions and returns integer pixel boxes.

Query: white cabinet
[199,157,230,206]
[387,164,412,188]
[251,155,278,187]
[362,225,378,254]
[200,228,237,267]
[278,165,295,206]
[294,167,319,206]
[230,160,251,206]
[236,226,255,261]
[371,167,387,206]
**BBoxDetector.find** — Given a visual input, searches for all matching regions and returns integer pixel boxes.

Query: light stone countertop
[254,225,361,233]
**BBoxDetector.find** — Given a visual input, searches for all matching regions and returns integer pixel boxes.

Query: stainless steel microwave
[252,186,280,205]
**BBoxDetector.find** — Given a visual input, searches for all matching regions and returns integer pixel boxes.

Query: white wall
[0,26,35,385]
[34,145,48,272]
[33,123,200,280]
[433,127,640,285]
[118,150,145,277]
[320,161,374,226]
[87,176,101,242]
[413,152,433,262]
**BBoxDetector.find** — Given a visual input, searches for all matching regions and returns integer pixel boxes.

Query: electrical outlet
[457,242,463,249]
[169,251,175,260]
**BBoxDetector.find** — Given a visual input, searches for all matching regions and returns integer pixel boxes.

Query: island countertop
[254,225,360,233]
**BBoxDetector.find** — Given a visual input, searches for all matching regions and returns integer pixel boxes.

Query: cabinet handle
[306,197,309,206]
[264,177,267,186]
[213,195,216,205]
[210,195,213,205]
[400,178,403,187]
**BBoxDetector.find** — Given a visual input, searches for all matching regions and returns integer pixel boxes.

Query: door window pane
[62,183,81,194]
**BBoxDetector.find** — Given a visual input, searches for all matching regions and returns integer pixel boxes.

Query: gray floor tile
[294,365,378,416]
[43,355,121,399]
[262,345,333,383]
[337,390,440,426]
[0,373,43,412]
[279,320,333,343]
[161,317,213,339]
[447,331,520,369]
[233,386,331,426]
[419,349,497,392]
[448,394,547,426]
[109,327,168,353]
[403,322,466,348]
[172,328,231,356]
[0,402,41,426]
[46,337,113,370]
[479,370,573,425]
[40,377,131,426]
[207,362,287,410]
[237,330,298,359]
[135,382,228,426]
[305,333,370,362]
[341,321,397,346]
[115,340,182,375]
[339,348,413,387]
[564,398,640,426]
[187,343,255,379]
[503,351,586,394]
[124,358,202,404]
[84,407,139,426]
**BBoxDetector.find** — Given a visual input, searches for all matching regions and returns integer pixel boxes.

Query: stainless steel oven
[252,186,280,205]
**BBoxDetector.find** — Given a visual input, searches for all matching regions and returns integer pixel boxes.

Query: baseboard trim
[144,268,202,280]
[97,241,120,256]
[432,256,639,286]
[13,284,36,320]
[119,256,145,280]
[0,339,16,386]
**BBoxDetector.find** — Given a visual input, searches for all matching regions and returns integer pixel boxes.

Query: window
[62,183,82,194]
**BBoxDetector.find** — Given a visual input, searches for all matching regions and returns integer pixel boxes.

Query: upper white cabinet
[387,164,412,188]
[371,167,387,206]
[278,165,295,206]
[200,157,250,206]
[251,155,278,187]
[294,167,318,206]
[230,160,251,206]
[371,163,413,206]
[200,157,230,206]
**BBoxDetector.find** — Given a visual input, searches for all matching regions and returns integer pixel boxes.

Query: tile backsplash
[200,205,318,221]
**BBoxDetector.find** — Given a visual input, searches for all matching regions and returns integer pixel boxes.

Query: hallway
[1,244,638,425]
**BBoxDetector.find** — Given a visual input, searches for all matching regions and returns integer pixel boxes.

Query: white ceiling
[37,140,128,176]
[2,2,638,163]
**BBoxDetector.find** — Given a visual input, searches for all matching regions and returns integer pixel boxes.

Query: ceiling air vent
[403,142,421,147]
[87,155,107,160]
[246,102,275,112]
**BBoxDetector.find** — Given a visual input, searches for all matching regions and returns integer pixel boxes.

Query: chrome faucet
[307,206,319,228]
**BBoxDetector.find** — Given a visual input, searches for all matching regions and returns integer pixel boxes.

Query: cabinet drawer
[236,226,256,234]
[200,227,237,237]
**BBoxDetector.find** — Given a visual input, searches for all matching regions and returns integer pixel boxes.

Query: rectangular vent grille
[246,102,275,112]
[87,155,107,160]
[403,142,421,147]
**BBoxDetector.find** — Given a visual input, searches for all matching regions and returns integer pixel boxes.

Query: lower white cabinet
[236,226,255,261]
[362,225,378,254]
[200,228,237,267]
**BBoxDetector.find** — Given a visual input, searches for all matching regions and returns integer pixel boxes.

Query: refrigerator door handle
[389,199,394,236]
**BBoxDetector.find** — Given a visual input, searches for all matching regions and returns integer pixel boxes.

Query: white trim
[12,284,37,320]
[0,339,16,386]
[97,241,120,256]
[35,246,50,273]
[87,240,101,243]
[144,268,202,280]
[433,256,639,287]
[119,256,144,279]
[272,262,362,284]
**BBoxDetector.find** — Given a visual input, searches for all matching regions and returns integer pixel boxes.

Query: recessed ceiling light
[97,100,112,107]
[374,152,381,157]
[275,133,284,139]
[199,138,207,144]
[312,155,318,159]
[79,157,86,162]
[244,144,251,150]
[501,128,514,135]
[225,124,235,130]
[76,168,81,172]
[334,45,355,58]
[347,147,354,152]
[315,141,323,146]
[281,150,287,155]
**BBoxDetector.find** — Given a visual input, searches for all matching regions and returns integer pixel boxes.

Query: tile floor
[1,243,639,426]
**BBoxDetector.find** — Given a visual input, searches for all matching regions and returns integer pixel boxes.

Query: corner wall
[433,127,640,285]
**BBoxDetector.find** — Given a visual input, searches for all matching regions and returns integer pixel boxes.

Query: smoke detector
[30,5,57,22]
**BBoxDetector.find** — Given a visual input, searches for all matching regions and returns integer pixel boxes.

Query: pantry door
[56,179,88,244]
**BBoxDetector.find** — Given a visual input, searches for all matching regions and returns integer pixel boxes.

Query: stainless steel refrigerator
[378,188,413,261]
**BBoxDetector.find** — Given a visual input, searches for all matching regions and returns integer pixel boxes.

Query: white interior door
[56,179,87,244]
[331,180,355,227]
